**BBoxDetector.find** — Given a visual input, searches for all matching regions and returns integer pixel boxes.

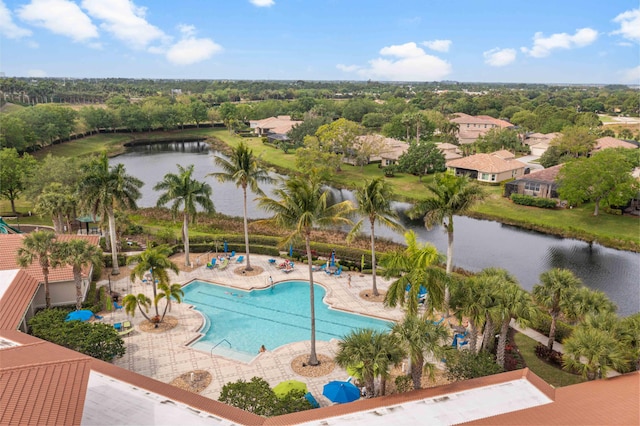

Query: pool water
[182,280,392,362]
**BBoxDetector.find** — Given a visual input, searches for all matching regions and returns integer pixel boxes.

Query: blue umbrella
[322,380,360,404]
[330,250,336,267]
[65,310,94,322]
[223,241,228,253]
[289,244,293,257]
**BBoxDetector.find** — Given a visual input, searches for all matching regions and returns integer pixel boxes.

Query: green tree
[127,246,179,319]
[348,178,404,297]
[218,377,311,416]
[449,273,493,354]
[380,231,445,317]
[557,149,638,216]
[257,176,354,365]
[286,116,330,146]
[0,148,37,214]
[17,230,57,308]
[397,141,446,181]
[123,293,153,322]
[391,315,449,390]
[35,183,77,234]
[155,164,214,268]
[295,135,341,180]
[552,126,597,158]
[79,152,143,274]
[210,142,272,271]
[563,323,628,380]
[445,350,504,381]
[619,313,640,371]
[56,239,103,310]
[154,283,184,322]
[315,118,362,171]
[335,329,405,397]
[533,268,582,351]
[409,173,486,307]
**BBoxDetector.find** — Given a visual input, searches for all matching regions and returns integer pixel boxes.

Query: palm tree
[123,293,152,322]
[490,271,536,368]
[56,238,103,310]
[449,274,492,354]
[348,178,404,297]
[335,329,405,397]
[127,246,179,319]
[409,173,485,308]
[209,142,273,271]
[619,313,640,371]
[257,176,354,365]
[79,152,142,275]
[563,322,628,380]
[155,283,184,322]
[379,231,446,317]
[565,287,618,323]
[391,315,449,390]
[155,164,214,268]
[533,268,582,351]
[16,230,57,308]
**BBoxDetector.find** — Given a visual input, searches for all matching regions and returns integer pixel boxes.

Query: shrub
[103,254,127,268]
[510,193,557,209]
[219,377,312,417]
[394,375,413,393]
[531,314,574,342]
[535,343,564,367]
[445,350,504,381]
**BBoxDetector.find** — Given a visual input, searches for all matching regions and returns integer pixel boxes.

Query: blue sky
[1,0,638,84]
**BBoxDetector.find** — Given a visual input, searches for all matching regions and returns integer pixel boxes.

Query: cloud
[250,0,274,7]
[422,39,451,52]
[0,0,32,39]
[27,69,47,77]
[338,42,451,81]
[483,48,516,67]
[611,9,640,42]
[17,0,98,42]
[165,25,222,65]
[521,27,598,58]
[81,0,167,49]
[619,65,640,84]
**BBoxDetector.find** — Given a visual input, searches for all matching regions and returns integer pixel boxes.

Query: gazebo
[0,217,23,234]
[76,215,101,235]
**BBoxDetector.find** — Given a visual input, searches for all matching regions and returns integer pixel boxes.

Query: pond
[110,142,640,316]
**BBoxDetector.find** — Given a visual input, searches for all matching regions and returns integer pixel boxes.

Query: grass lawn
[514,332,585,388]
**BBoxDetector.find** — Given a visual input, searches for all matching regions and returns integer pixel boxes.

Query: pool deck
[98,254,406,406]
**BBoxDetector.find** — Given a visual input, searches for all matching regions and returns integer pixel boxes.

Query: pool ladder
[210,338,231,357]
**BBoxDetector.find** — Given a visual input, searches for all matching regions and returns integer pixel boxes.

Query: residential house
[593,136,638,152]
[377,137,409,167]
[446,151,527,183]
[504,164,563,199]
[436,142,463,160]
[523,132,561,156]
[249,115,302,138]
[450,113,513,145]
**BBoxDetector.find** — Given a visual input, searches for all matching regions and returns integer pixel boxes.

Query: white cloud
[250,0,274,7]
[422,39,451,52]
[17,0,98,42]
[483,48,516,67]
[81,0,167,50]
[166,33,222,65]
[521,27,598,58]
[619,65,640,84]
[612,9,640,42]
[27,69,47,77]
[338,42,451,81]
[0,0,32,39]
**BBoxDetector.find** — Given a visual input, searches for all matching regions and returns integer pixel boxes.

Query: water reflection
[110,142,639,316]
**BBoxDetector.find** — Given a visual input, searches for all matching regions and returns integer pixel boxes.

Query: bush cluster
[534,343,563,367]
[530,314,574,342]
[445,350,504,381]
[510,194,557,209]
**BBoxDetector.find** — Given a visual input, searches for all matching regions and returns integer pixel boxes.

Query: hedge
[510,194,557,209]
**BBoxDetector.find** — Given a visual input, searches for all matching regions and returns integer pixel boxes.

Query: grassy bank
[14,129,640,252]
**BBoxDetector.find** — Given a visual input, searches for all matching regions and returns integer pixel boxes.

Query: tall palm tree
[79,152,142,275]
[127,246,179,319]
[257,176,354,365]
[565,287,618,323]
[449,274,492,354]
[209,142,273,271]
[155,283,184,322]
[391,315,449,390]
[16,230,57,308]
[533,268,582,351]
[348,178,404,297]
[155,164,214,268]
[563,322,628,380]
[56,238,103,310]
[409,173,485,308]
[335,329,405,397]
[490,272,536,368]
[123,293,152,322]
[379,231,446,317]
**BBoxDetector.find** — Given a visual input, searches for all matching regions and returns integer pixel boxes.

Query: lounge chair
[206,259,217,269]
[333,266,343,277]
[236,255,244,263]
[122,320,132,330]
[268,258,276,265]
[230,250,236,258]
[113,322,122,331]
[113,301,123,311]
[94,314,103,320]
[218,258,229,271]
[304,392,320,409]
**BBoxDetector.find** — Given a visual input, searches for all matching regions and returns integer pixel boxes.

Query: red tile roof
[516,164,563,183]
[447,153,527,173]
[594,136,638,151]
[0,270,40,330]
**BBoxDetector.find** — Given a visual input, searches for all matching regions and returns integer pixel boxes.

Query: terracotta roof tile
[446,153,527,173]
[594,136,638,151]
[515,164,563,183]
[0,270,40,330]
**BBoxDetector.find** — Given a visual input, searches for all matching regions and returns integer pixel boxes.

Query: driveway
[517,155,544,170]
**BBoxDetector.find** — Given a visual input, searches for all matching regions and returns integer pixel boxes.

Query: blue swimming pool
[182,280,392,362]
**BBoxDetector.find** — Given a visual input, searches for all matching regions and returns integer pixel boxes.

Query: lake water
[111,142,640,316]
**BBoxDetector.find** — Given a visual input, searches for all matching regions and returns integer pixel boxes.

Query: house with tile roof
[593,136,638,152]
[446,151,527,183]
[504,164,563,199]
[449,113,513,145]
[249,115,302,137]
[436,142,463,160]
[376,137,409,167]
[523,132,561,156]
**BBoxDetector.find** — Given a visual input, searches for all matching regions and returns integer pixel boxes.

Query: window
[525,182,541,192]
[481,173,490,180]
[491,174,496,182]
